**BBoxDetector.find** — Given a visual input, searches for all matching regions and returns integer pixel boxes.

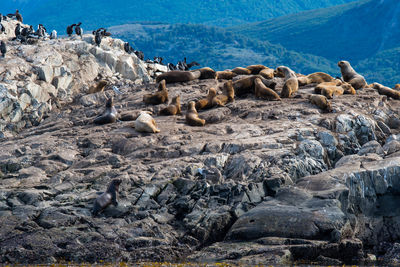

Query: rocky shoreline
[1,17,400,266]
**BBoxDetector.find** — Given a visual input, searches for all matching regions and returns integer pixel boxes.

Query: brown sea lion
[156,70,201,84]
[143,79,168,105]
[213,80,235,106]
[93,97,118,125]
[195,88,217,110]
[394,84,400,91]
[297,72,335,86]
[342,82,356,95]
[216,71,237,80]
[195,67,216,79]
[135,112,160,133]
[259,68,275,79]
[232,67,251,75]
[159,95,181,116]
[92,178,122,216]
[233,75,258,96]
[186,101,205,126]
[254,78,281,101]
[310,95,332,112]
[246,64,267,75]
[338,61,367,90]
[372,83,400,100]
[314,82,349,99]
[277,66,298,98]
[89,80,108,94]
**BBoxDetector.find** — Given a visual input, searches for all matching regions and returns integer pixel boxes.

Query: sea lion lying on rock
[338,60,367,90]
[195,67,216,80]
[394,84,400,90]
[297,72,334,86]
[372,83,400,100]
[159,95,181,116]
[92,178,122,216]
[232,67,251,75]
[196,88,218,110]
[216,70,237,80]
[310,94,332,112]
[134,112,160,133]
[254,78,281,101]
[233,75,277,97]
[143,79,168,105]
[156,70,201,84]
[93,97,118,125]
[186,101,205,126]
[246,64,267,75]
[88,80,108,94]
[259,68,275,79]
[277,66,299,98]
[212,80,235,106]
[314,81,355,98]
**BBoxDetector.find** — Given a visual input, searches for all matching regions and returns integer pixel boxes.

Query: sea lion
[246,64,267,75]
[186,101,205,126]
[15,10,23,23]
[233,75,258,96]
[277,66,299,98]
[0,41,6,58]
[297,72,335,86]
[317,86,344,99]
[259,68,275,79]
[372,83,400,100]
[310,95,332,112]
[338,60,367,90]
[159,95,181,116]
[232,67,251,75]
[195,88,218,110]
[134,112,160,133]
[92,178,122,216]
[216,71,237,80]
[341,82,356,95]
[143,80,168,105]
[394,84,400,91]
[213,80,235,106]
[88,80,108,94]
[254,78,281,101]
[156,70,201,84]
[196,67,216,80]
[93,97,118,125]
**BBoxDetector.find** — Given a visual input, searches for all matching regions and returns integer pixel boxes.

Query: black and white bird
[95,30,102,47]
[0,41,6,58]
[50,30,57,39]
[75,22,82,38]
[0,23,5,34]
[66,24,75,37]
[14,23,21,37]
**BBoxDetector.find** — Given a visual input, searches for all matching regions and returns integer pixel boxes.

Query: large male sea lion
[159,95,181,116]
[143,80,168,105]
[92,179,122,216]
[195,88,218,110]
[310,95,332,112]
[277,66,299,98]
[156,70,201,84]
[195,67,216,80]
[93,97,118,125]
[338,60,367,90]
[372,83,400,100]
[134,112,160,133]
[254,78,281,101]
[186,101,205,126]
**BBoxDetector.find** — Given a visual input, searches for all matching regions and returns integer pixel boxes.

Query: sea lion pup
[66,24,75,37]
[277,66,299,98]
[310,94,332,112]
[338,60,367,90]
[297,72,335,86]
[259,68,275,79]
[156,70,201,84]
[93,96,118,125]
[186,101,205,127]
[92,178,122,216]
[213,80,235,106]
[246,64,267,75]
[15,9,23,23]
[143,79,168,105]
[195,88,218,110]
[372,83,400,100]
[216,70,237,80]
[195,67,216,80]
[134,112,160,133]
[88,80,108,94]
[254,78,281,101]
[394,84,400,90]
[159,95,181,116]
[0,41,6,58]
[232,67,251,75]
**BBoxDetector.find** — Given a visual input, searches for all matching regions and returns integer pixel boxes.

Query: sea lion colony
[1,10,400,216]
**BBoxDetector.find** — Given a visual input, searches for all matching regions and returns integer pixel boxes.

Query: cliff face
[1,16,400,267]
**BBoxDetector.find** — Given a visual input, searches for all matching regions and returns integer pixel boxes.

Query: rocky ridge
[1,17,400,266]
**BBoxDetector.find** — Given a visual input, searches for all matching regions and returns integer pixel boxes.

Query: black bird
[95,31,102,47]
[0,41,6,58]
[134,50,144,60]
[75,22,82,38]
[21,25,33,37]
[0,23,5,34]
[0,13,2,23]
[15,9,23,23]
[14,23,21,37]
[66,24,75,37]
[124,42,133,53]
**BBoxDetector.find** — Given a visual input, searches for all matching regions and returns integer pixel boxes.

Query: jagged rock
[357,140,384,156]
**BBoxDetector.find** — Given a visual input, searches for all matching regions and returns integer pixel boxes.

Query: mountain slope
[111,23,338,75]
[1,0,356,32]
[231,0,400,63]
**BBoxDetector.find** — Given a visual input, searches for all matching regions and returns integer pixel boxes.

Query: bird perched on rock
[75,22,82,38]
[0,23,5,34]
[50,30,57,39]
[95,30,102,47]
[15,9,23,23]
[14,23,21,37]
[0,41,6,58]
[66,24,75,37]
